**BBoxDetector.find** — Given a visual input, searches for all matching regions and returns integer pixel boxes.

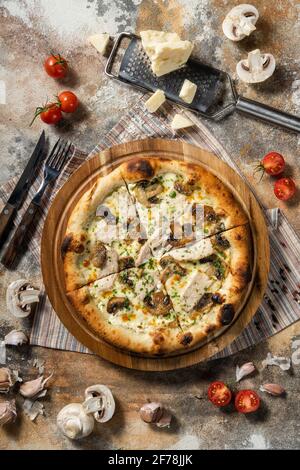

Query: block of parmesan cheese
[88,33,110,55]
[179,79,197,104]
[145,89,166,113]
[171,114,194,130]
[140,30,193,77]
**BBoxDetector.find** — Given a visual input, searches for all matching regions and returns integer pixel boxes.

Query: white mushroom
[0,400,17,426]
[222,4,259,41]
[19,373,53,399]
[0,368,13,393]
[236,49,276,83]
[6,279,40,318]
[57,403,95,440]
[4,330,28,346]
[83,384,115,423]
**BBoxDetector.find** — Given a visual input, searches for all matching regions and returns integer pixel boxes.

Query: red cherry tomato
[58,91,79,113]
[208,381,232,407]
[260,152,285,176]
[235,390,260,414]
[44,54,68,79]
[31,103,62,126]
[274,178,296,201]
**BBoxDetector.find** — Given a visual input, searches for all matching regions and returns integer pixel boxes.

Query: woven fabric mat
[1,98,299,360]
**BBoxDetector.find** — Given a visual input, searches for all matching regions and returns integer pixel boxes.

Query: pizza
[62,158,252,355]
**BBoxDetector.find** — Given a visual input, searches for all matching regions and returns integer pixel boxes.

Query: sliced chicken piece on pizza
[67,258,183,355]
[158,225,252,349]
[120,158,249,258]
[61,167,148,291]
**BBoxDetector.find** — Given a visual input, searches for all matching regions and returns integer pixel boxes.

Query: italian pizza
[62,158,252,355]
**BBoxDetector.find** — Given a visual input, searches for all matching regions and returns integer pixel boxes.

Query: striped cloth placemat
[1,97,299,359]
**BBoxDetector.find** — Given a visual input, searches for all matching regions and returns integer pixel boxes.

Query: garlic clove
[84,384,115,423]
[4,330,28,346]
[140,402,164,423]
[0,400,17,426]
[19,373,52,399]
[236,362,256,382]
[57,403,94,440]
[0,367,13,393]
[259,383,286,396]
[6,279,40,318]
[156,409,172,428]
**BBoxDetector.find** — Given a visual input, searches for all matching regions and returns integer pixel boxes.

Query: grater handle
[236,96,300,133]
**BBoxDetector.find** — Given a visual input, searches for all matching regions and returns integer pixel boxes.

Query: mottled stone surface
[0,0,299,450]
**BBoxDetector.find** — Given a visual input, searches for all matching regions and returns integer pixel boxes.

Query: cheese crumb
[179,79,197,104]
[145,89,166,113]
[171,114,194,130]
[140,30,193,77]
[88,33,110,55]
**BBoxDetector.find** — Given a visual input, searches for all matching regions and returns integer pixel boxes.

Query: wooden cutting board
[41,138,269,371]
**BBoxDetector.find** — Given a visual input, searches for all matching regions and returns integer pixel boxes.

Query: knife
[0,131,46,249]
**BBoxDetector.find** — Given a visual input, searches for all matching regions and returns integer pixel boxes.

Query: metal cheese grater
[105,32,300,133]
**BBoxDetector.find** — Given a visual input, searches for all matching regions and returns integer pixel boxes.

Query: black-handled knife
[0,131,46,249]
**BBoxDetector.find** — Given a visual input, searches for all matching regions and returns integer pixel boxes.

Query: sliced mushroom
[92,241,107,268]
[134,179,163,207]
[118,256,135,270]
[107,296,129,314]
[0,368,13,393]
[57,403,94,440]
[193,293,213,311]
[222,4,259,41]
[174,178,196,196]
[144,291,172,316]
[6,279,40,318]
[213,233,230,250]
[167,221,195,248]
[0,400,17,426]
[96,205,117,224]
[84,384,115,423]
[159,256,187,284]
[237,49,276,83]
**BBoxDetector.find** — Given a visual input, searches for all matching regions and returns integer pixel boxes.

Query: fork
[1,139,73,268]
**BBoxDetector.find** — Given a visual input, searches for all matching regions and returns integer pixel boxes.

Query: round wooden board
[41,139,270,371]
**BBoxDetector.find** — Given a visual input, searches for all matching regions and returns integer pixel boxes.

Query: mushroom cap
[236,49,276,83]
[57,403,94,439]
[6,279,40,318]
[84,384,115,423]
[222,4,259,41]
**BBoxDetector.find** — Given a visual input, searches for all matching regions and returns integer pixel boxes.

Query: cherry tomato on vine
[254,152,285,179]
[58,91,79,113]
[235,390,260,414]
[44,53,68,79]
[274,178,296,201]
[31,103,62,126]
[208,381,232,407]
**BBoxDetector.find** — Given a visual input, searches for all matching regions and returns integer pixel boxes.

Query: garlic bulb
[4,330,28,346]
[57,403,94,440]
[0,368,13,393]
[0,400,17,426]
[6,279,40,318]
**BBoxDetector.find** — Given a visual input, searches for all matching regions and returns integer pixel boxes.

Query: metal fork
[1,139,73,268]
